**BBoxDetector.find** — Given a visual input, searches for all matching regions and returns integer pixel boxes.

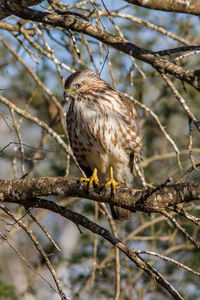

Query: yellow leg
[105,166,124,193]
[81,168,99,190]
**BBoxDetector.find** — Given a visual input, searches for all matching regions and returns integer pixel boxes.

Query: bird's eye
[75,83,82,89]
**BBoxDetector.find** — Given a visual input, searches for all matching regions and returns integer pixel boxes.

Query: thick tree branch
[0,176,199,213]
[0,198,183,300]
[125,0,200,16]
[12,8,200,92]
[0,177,197,300]
[1,2,199,90]
[0,0,42,20]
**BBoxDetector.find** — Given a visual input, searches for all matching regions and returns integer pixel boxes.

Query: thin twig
[161,210,200,250]
[124,92,182,169]
[173,206,200,227]
[161,73,200,132]
[27,210,61,252]
[0,204,68,300]
[96,11,192,46]
[0,94,70,154]
[137,249,200,277]
[90,202,98,286]
[10,108,26,176]
[99,203,121,300]
[0,232,59,294]
[188,118,198,171]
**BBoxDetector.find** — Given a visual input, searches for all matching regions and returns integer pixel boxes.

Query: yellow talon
[81,168,99,190]
[105,166,124,193]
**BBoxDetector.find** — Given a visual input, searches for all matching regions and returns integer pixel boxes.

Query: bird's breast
[66,99,142,177]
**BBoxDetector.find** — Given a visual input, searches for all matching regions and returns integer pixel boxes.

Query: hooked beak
[63,88,74,99]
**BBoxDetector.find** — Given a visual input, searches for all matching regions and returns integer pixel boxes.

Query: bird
[63,69,142,221]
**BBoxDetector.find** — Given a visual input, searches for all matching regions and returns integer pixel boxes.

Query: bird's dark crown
[64,69,96,89]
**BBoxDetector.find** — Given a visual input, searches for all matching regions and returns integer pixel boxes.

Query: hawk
[64,69,142,221]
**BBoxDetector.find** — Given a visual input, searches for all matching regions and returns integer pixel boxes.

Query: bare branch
[137,249,200,277]
[0,94,69,154]
[161,210,200,249]
[0,199,183,300]
[0,0,42,20]
[14,8,200,91]
[161,73,200,132]
[97,11,192,46]
[0,231,59,294]
[0,204,68,300]
[0,176,200,213]
[125,0,200,16]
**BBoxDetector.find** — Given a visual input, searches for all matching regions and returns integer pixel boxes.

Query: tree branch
[0,0,42,20]
[0,197,184,300]
[13,8,200,92]
[0,177,197,300]
[0,176,199,213]
[125,0,200,16]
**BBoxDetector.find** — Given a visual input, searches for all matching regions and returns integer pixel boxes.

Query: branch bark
[1,3,200,90]
[0,180,186,300]
[125,0,200,16]
[0,0,42,20]
[0,176,199,213]
[13,8,200,92]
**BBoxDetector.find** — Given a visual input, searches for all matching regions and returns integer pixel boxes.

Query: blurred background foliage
[0,0,200,299]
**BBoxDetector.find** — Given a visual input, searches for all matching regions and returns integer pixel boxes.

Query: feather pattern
[64,69,142,220]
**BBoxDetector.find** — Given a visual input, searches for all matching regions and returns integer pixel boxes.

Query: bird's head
[63,69,111,100]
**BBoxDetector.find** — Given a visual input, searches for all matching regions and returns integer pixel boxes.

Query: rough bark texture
[1,0,199,21]
[0,175,198,300]
[12,8,200,92]
[1,187,184,299]
[0,2,200,90]
[0,176,199,213]
[125,0,200,16]
[0,0,42,20]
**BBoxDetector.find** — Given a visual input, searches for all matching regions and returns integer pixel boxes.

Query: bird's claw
[105,166,124,193]
[81,167,99,191]
[105,179,124,194]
